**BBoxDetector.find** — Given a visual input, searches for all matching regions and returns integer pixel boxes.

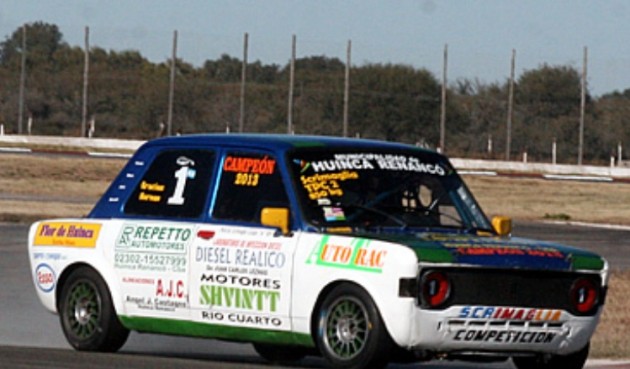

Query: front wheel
[512,343,590,369]
[315,284,393,369]
[58,267,129,352]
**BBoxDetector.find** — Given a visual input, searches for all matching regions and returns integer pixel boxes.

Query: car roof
[142,133,439,156]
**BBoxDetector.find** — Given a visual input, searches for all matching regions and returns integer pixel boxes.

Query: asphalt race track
[1,222,629,369]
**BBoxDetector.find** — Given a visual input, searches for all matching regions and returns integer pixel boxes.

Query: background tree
[0,21,65,68]
[0,23,623,165]
[514,64,590,162]
[351,64,441,144]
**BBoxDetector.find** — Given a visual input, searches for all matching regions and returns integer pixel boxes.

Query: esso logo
[35,264,56,293]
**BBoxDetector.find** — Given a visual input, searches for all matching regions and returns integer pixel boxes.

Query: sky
[1,0,630,96]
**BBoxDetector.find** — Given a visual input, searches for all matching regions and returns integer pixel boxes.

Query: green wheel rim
[323,296,369,361]
[65,280,102,340]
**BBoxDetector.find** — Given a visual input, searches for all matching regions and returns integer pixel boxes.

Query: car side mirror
[492,216,512,236]
[261,207,290,235]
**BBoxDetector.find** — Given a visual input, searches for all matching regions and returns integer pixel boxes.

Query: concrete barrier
[0,134,143,151]
[3,134,630,179]
[450,158,630,179]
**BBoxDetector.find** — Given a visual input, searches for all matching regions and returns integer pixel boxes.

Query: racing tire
[315,283,393,369]
[58,267,130,352]
[252,343,307,364]
[512,342,590,369]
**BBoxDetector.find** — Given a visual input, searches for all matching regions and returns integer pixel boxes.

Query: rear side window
[124,149,215,218]
[213,152,289,223]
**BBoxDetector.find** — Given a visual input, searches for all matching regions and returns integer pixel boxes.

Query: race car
[28,134,607,369]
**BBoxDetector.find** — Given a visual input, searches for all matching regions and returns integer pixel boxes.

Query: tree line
[2,22,630,164]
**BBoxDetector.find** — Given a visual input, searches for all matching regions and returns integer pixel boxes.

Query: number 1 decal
[167,156,197,206]
[167,166,189,205]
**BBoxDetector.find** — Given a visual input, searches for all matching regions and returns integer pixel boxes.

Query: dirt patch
[591,270,630,358]
[0,154,123,223]
[463,175,630,225]
[2,153,629,358]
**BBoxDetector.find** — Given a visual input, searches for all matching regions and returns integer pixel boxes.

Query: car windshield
[289,147,493,234]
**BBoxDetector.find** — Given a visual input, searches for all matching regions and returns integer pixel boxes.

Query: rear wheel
[512,343,590,369]
[58,267,129,352]
[315,284,393,369]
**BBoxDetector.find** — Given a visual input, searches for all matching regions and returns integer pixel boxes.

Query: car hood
[363,232,605,272]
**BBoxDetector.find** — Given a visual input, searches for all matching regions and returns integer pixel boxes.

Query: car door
[112,148,215,320]
[189,150,299,332]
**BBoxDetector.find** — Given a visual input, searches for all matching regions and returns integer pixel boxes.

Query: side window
[213,152,289,223]
[124,149,215,218]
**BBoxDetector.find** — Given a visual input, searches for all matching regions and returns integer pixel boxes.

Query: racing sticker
[423,234,571,269]
[299,170,358,200]
[122,277,188,313]
[35,263,56,293]
[196,271,284,328]
[459,306,563,322]
[194,227,286,274]
[305,235,387,273]
[191,226,291,330]
[452,329,557,344]
[137,180,166,203]
[114,223,192,273]
[223,155,276,187]
[33,222,101,248]
[307,153,447,176]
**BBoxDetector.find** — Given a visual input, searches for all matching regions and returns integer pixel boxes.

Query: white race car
[28,134,607,369]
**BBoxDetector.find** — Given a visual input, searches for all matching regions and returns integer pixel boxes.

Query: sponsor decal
[116,224,192,253]
[308,153,446,176]
[214,227,276,238]
[323,206,346,221]
[114,252,186,272]
[201,311,283,327]
[424,235,565,260]
[156,278,186,299]
[35,263,56,292]
[453,329,556,344]
[125,295,187,312]
[114,223,192,272]
[197,230,216,240]
[198,272,282,314]
[300,171,358,200]
[195,243,286,270]
[34,222,101,248]
[223,155,276,187]
[122,279,187,313]
[223,156,276,175]
[200,273,281,290]
[213,238,282,250]
[32,252,66,261]
[138,180,165,202]
[122,277,155,285]
[420,235,573,269]
[449,243,564,258]
[459,306,562,322]
[199,285,280,312]
[306,235,387,273]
